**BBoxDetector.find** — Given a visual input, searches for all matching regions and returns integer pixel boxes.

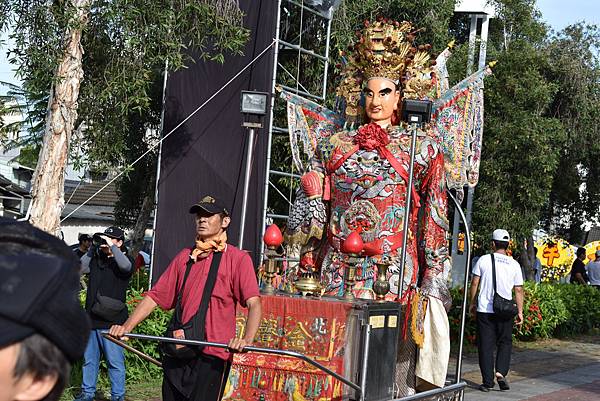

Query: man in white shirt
[586,250,600,289]
[469,229,524,392]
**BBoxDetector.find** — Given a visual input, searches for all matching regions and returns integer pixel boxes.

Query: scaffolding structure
[260,0,336,256]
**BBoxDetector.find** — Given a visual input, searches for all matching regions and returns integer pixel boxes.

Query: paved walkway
[79,336,600,400]
[454,336,600,400]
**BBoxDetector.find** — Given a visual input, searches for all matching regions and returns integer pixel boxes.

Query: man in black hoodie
[74,226,132,401]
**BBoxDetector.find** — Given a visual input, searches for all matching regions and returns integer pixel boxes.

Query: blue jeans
[80,329,126,399]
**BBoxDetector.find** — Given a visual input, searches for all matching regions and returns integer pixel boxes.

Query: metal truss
[260,0,335,250]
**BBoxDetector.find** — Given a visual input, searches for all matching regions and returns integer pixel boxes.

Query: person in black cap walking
[75,226,133,401]
[110,195,262,401]
[0,217,90,401]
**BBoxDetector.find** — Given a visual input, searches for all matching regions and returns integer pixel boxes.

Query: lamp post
[239,91,269,249]
[396,99,432,301]
[451,0,495,286]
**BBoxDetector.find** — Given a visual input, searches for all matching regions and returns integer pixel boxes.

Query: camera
[92,234,108,248]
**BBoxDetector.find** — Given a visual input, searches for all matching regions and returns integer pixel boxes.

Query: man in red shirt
[110,195,261,401]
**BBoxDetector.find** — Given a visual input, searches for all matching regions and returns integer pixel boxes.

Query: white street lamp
[238,91,269,249]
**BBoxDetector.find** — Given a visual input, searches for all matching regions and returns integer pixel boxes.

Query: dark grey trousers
[476,312,513,387]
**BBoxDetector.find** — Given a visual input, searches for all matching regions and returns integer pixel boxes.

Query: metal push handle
[446,189,472,384]
[101,331,361,394]
[102,333,162,367]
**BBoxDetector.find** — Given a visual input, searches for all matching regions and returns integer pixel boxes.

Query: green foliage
[468,2,600,248]
[0,0,250,238]
[112,76,162,229]
[331,0,455,57]
[516,283,568,339]
[448,286,477,346]
[0,0,249,194]
[540,23,600,242]
[472,54,565,247]
[328,0,456,107]
[469,0,567,250]
[15,143,39,168]
[122,288,171,384]
[554,284,600,336]
[122,270,169,386]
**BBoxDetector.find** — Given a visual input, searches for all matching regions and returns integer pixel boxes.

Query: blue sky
[1,1,599,94]
[537,0,599,30]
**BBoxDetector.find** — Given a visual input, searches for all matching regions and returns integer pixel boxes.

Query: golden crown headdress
[335,18,437,125]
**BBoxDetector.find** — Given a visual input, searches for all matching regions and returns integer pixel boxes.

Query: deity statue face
[364,78,400,127]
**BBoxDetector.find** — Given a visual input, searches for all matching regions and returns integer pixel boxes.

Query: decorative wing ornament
[432,65,493,201]
[433,41,454,96]
[281,90,344,172]
[281,90,339,249]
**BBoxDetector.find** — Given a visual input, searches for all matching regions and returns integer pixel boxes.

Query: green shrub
[553,284,600,336]
[516,283,568,339]
[122,287,171,383]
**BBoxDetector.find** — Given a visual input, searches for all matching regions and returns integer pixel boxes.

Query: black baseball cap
[0,218,91,363]
[95,226,125,240]
[189,195,229,216]
[79,233,92,242]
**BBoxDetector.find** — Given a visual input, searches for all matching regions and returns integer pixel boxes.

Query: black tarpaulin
[152,1,276,283]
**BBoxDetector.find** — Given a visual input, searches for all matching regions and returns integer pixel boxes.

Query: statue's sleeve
[418,146,452,310]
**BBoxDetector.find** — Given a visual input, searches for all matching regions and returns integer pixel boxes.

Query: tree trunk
[520,235,536,281]
[129,179,155,261]
[29,0,90,234]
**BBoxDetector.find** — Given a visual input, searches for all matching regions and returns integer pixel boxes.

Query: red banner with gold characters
[221,295,353,401]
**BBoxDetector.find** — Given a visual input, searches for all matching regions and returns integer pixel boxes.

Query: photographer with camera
[75,226,132,401]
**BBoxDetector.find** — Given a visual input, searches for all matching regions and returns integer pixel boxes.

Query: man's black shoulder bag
[491,254,519,320]
[160,250,223,359]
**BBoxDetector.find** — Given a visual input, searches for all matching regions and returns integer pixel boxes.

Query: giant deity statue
[281,18,491,396]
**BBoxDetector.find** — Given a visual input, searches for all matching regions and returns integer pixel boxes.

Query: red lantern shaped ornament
[262,224,283,295]
[263,224,283,248]
[342,231,364,255]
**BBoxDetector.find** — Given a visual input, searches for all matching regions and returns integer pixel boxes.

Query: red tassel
[402,290,413,340]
